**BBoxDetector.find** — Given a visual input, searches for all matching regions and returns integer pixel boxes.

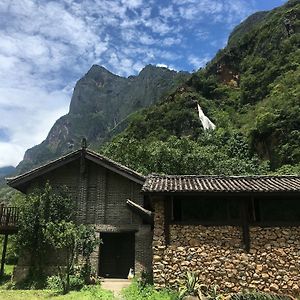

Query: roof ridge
[7,148,145,191]
[143,174,300,193]
[147,174,300,178]
[85,149,145,179]
[7,149,81,181]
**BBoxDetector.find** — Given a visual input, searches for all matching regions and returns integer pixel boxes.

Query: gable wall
[25,159,144,226]
[22,157,152,275]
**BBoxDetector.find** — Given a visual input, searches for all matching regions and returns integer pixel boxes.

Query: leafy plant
[230,292,292,300]
[178,272,224,300]
[16,183,98,294]
[197,285,224,300]
[178,271,200,299]
[47,275,84,291]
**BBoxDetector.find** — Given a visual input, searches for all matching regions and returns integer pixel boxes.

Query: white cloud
[176,0,254,26]
[188,54,211,69]
[156,63,168,68]
[0,87,69,167]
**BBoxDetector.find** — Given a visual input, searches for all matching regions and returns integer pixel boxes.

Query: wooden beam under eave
[164,198,171,246]
[241,198,250,252]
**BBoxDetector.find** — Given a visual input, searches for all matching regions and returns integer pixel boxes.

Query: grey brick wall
[23,157,152,277]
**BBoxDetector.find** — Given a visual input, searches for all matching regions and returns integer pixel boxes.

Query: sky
[0,0,286,168]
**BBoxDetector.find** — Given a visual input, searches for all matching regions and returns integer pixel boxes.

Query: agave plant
[178,272,225,300]
[178,271,200,299]
[198,284,224,300]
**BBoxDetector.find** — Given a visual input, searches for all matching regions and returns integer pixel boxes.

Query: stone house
[142,174,300,295]
[7,147,153,279]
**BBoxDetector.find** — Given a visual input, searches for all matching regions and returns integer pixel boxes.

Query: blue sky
[0,0,286,167]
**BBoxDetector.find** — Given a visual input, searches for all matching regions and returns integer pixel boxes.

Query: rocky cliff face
[17,65,189,172]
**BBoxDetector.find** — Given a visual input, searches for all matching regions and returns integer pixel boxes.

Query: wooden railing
[0,204,19,233]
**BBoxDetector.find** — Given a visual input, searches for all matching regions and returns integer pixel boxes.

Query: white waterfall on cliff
[197,104,216,131]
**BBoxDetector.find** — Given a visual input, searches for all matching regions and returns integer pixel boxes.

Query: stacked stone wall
[153,200,300,295]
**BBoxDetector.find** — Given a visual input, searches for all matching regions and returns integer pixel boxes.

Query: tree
[17,182,98,293]
[44,221,98,294]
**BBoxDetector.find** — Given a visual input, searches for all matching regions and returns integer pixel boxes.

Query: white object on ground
[127,268,134,279]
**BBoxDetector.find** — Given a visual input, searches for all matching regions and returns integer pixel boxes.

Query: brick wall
[16,157,152,280]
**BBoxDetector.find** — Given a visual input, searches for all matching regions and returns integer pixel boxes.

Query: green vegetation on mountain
[101,0,300,175]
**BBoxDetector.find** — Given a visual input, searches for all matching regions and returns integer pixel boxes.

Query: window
[250,197,300,224]
[172,196,240,224]
[171,195,300,226]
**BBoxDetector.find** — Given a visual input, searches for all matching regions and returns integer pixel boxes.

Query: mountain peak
[86,64,117,77]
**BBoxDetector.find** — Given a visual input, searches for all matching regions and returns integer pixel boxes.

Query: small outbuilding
[142,174,300,295]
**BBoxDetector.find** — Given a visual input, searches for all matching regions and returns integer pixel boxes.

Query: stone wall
[153,199,300,296]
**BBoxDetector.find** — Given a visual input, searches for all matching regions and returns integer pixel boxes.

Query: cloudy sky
[0,0,286,167]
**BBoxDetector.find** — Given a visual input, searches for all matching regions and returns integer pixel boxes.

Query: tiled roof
[142,175,300,193]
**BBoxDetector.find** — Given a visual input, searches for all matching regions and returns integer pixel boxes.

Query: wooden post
[0,234,8,277]
[0,203,4,224]
[241,199,250,252]
[0,211,10,277]
[164,198,171,246]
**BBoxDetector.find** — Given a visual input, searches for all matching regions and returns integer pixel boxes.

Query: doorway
[99,232,135,278]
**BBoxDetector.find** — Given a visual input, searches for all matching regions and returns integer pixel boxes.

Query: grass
[0,277,177,300]
[0,286,115,300]
[121,281,178,300]
[0,264,15,287]
[0,265,115,299]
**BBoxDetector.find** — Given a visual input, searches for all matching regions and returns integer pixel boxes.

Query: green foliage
[0,187,20,205]
[44,222,98,293]
[178,271,199,299]
[4,236,18,265]
[16,183,98,294]
[83,286,115,300]
[47,275,85,292]
[102,132,269,176]
[230,291,291,300]
[122,281,177,300]
[178,272,224,300]
[248,66,300,167]
[17,183,74,276]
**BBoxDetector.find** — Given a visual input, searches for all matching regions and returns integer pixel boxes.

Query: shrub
[47,275,85,291]
[230,292,292,300]
[47,275,62,291]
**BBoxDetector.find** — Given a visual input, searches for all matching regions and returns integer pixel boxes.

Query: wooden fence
[0,204,19,233]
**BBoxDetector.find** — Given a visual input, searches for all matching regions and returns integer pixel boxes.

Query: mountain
[17,65,189,173]
[0,166,15,178]
[0,166,16,192]
[101,0,300,175]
